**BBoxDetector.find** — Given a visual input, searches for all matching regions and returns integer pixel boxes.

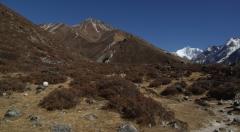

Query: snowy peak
[193,37,240,64]
[226,38,240,46]
[217,38,240,63]
[175,47,203,60]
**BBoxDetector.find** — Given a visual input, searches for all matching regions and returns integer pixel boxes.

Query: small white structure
[43,81,49,87]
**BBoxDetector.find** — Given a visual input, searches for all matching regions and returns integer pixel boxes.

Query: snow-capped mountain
[194,38,240,64]
[175,47,203,60]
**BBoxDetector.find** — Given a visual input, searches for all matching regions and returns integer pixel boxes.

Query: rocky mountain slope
[40,19,184,64]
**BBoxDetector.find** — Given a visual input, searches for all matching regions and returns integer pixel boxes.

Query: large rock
[4,108,21,119]
[83,113,98,121]
[118,123,138,132]
[51,124,71,132]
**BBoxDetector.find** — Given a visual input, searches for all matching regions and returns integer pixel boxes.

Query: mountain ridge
[40,18,185,64]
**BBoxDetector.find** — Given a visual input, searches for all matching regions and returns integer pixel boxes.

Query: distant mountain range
[175,38,240,64]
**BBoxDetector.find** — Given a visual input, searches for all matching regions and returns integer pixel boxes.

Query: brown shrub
[161,81,186,96]
[149,78,171,87]
[188,85,207,95]
[23,70,67,85]
[161,86,180,96]
[125,73,143,83]
[96,78,178,126]
[207,83,238,100]
[188,80,212,95]
[0,78,27,95]
[39,88,79,110]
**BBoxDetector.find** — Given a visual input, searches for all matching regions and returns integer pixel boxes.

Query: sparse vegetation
[0,78,27,95]
[39,88,79,110]
[40,77,187,128]
[149,78,171,87]
[22,69,67,85]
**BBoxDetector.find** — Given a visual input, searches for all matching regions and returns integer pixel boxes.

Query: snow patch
[92,22,100,33]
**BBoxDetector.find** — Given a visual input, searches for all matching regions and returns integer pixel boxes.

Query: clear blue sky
[1,0,240,51]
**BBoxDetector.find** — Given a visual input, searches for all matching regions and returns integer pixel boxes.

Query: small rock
[4,108,21,119]
[36,85,46,93]
[183,96,189,101]
[84,98,95,104]
[148,123,152,128]
[233,117,240,124]
[58,85,64,89]
[28,114,41,127]
[227,111,233,115]
[233,100,240,106]
[195,99,209,107]
[120,73,126,78]
[218,100,223,105]
[2,92,7,96]
[83,113,98,121]
[234,106,240,111]
[168,122,179,129]
[218,109,224,113]
[176,85,184,92]
[118,123,138,132]
[216,120,221,123]
[218,127,227,132]
[51,124,71,132]
[223,118,232,123]
[23,93,28,96]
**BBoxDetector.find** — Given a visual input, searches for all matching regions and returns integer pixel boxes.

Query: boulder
[83,113,98,121]
[4,108,21,119]
[118,123,138,132]
[51,124,71,132]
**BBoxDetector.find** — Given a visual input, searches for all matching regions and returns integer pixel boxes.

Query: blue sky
[1,0,240,51]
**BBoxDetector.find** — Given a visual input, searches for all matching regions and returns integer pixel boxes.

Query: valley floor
[0,72,239,132]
